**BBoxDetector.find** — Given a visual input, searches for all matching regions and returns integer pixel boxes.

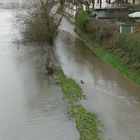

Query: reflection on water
[55,31,140,140]
[0,8,79,140]
[0,0,21,9]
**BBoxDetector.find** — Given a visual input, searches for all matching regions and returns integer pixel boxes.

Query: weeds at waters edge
[55,68,102,140]
[75,28,140,85]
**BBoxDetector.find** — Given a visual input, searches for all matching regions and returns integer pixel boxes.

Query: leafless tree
[21,0,64,44]
[19,0,65,74]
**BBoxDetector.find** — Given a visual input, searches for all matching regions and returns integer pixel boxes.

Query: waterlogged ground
[0,6,79,140]
[55,23,140,140]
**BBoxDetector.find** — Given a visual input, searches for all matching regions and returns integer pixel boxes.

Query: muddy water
[55,29,140,139]
[0,6,79,140]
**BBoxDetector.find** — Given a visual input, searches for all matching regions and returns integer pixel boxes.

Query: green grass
[55,67,84,103]
[55,67,102,140]
[72,104,101,140]
[76,28,140,85]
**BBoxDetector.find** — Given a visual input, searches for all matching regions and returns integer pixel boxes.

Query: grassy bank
[55,68,102,140]
[76,28,140,85]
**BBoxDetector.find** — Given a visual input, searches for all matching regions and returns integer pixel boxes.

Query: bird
[81,80,85,84]
[17,46,20,49]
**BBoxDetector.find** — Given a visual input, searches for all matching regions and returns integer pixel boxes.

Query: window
[97,0,100,4]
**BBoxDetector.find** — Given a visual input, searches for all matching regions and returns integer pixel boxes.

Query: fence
[119,24,140,33]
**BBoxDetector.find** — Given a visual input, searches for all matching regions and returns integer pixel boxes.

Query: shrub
[85,20,119,42]
[128,4,140,11]
[75,10,90,31]
[114,33,140,73]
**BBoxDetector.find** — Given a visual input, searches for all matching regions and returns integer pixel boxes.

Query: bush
[128,4,140,11]
[85,20,119,42]
[75,10,118,43]
[114,33,140,73]
[75,10,90,31]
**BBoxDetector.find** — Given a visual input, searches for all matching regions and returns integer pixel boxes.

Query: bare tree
[19,0,65,74]
[22,0,64,44]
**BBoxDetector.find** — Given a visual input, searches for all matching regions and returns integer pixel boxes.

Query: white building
[94,0,140,9]
[94,0,115,9]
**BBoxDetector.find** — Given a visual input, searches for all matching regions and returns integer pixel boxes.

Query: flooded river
[56,22,140,140]
[0,4,79,140]
[0,1,140,140]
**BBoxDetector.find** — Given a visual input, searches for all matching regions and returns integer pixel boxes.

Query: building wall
[94,0,140,9]
[94,0,115,9]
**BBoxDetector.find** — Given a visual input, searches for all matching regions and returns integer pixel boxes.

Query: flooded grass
[55,67,84,103]
[72,104,101,140]
[55,67,102,140]
[76,28,140,85]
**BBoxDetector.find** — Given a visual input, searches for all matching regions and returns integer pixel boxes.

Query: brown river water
[0,1,140,140]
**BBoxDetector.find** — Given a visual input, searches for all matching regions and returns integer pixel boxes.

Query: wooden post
[131,26,134,33]
[120,25,122,33]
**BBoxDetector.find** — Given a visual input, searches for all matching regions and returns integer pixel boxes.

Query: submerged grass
[55,67,102,140]
[72,104,101,140]
[55,68,84,103]
[76,28,140,85]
